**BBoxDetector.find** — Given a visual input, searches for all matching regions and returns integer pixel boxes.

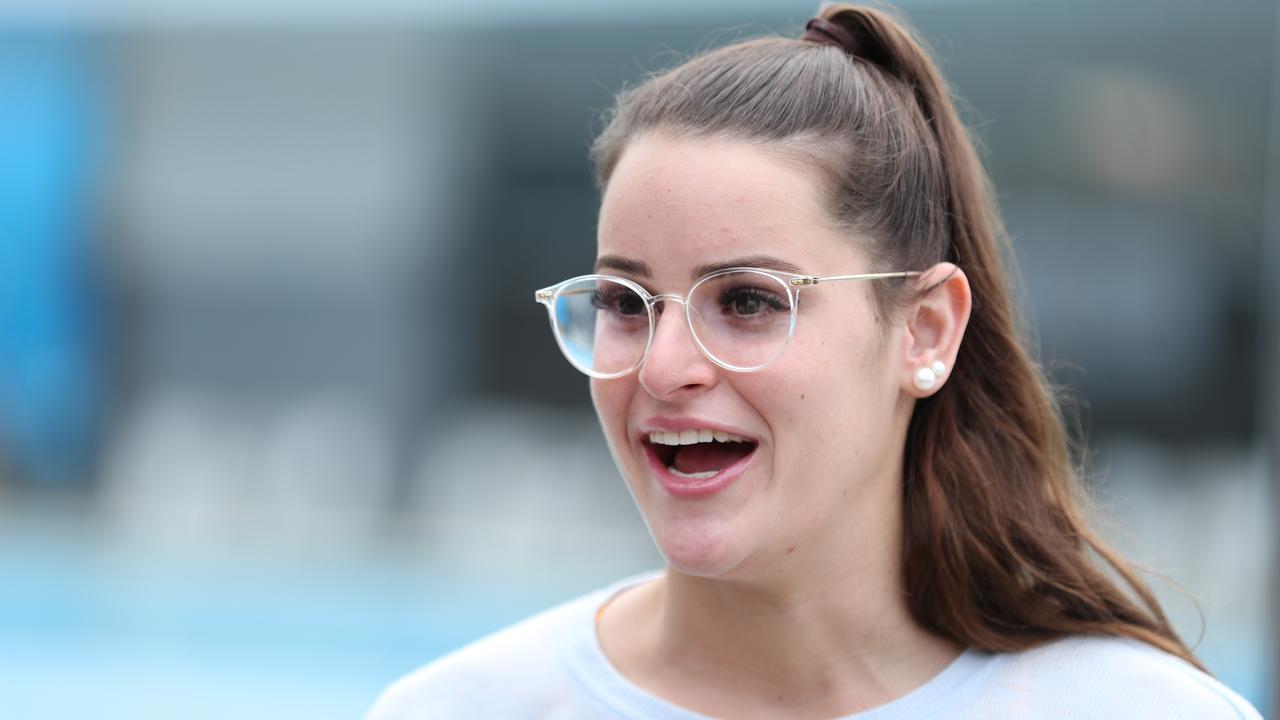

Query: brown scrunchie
[802,17,859,55]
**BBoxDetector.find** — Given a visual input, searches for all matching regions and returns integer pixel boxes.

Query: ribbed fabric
[367,572,1262,720]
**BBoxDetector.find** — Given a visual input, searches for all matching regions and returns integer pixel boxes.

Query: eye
[718,285,789,318]
[591,285,646,315]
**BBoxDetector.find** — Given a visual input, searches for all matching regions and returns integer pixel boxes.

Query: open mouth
[643,429,758,479]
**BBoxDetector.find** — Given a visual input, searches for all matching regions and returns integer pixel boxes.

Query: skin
[590,133,973,718]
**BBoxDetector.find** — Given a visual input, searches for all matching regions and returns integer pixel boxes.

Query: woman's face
[592,133,915,580]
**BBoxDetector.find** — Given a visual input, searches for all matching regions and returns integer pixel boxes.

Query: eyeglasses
[533,267,920,379]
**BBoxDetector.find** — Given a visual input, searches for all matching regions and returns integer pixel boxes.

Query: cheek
[764,326,889,450]
[591,379,650,502]
[590,379,631,443]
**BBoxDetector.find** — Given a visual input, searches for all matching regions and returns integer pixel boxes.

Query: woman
[370,5,1261,718]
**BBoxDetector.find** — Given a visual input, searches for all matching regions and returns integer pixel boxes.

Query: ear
[899,263,971,397]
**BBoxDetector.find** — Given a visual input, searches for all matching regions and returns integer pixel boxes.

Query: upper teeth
[649,429,749,446]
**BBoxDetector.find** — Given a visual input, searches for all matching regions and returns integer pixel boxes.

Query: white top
[367,572,1262,719]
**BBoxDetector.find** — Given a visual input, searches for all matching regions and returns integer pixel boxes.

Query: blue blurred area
[0,34,101,487]
[0,506,630,718]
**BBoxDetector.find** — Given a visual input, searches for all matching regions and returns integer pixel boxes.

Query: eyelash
[718,286,790,312]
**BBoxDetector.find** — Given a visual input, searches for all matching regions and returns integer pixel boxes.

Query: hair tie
[802,17,859,56]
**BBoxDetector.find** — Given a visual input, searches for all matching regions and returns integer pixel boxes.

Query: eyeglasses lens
[687,270,793,370]
[553,278,650,376]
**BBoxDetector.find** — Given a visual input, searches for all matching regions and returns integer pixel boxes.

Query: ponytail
[817,4,1202,668]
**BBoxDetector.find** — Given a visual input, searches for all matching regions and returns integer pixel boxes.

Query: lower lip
[642,441,757,498]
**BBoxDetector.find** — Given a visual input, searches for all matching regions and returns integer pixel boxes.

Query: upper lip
[637,416,758,443]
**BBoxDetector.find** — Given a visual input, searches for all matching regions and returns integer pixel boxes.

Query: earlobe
[913,360,947,391]
[902,263,971,396]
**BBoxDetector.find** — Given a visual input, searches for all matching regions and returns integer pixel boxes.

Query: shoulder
[365,589,604,720]
[980,635,1262,719]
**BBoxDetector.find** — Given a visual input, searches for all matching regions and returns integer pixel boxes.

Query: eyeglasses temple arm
[789,271,922,287]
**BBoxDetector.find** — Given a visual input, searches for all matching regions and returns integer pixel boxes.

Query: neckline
[561,572,1000,719]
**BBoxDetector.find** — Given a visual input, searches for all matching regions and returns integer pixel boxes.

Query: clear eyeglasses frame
[534,266,921,379]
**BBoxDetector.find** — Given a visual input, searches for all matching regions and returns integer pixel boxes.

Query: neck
[661,519,953,703]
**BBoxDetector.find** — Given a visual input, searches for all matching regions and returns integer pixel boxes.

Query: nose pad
[639,296,718,398]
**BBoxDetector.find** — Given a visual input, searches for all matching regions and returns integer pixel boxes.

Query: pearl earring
[914,361,947,391]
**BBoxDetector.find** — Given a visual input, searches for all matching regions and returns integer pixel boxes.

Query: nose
[638,299,719,400]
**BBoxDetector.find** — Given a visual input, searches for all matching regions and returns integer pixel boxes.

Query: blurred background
[0,0,1275,717]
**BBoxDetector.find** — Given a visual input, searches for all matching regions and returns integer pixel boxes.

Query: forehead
[597,134,849,276]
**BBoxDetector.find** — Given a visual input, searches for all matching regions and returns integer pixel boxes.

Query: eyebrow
[694,255,804,277]
[594,253,804,279]
[594,255,652,277]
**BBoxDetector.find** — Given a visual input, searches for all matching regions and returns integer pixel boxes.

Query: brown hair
[591,3,1202,669]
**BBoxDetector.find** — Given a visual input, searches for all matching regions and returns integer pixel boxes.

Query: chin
[617,448,768,579]
[644,507,752,579]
